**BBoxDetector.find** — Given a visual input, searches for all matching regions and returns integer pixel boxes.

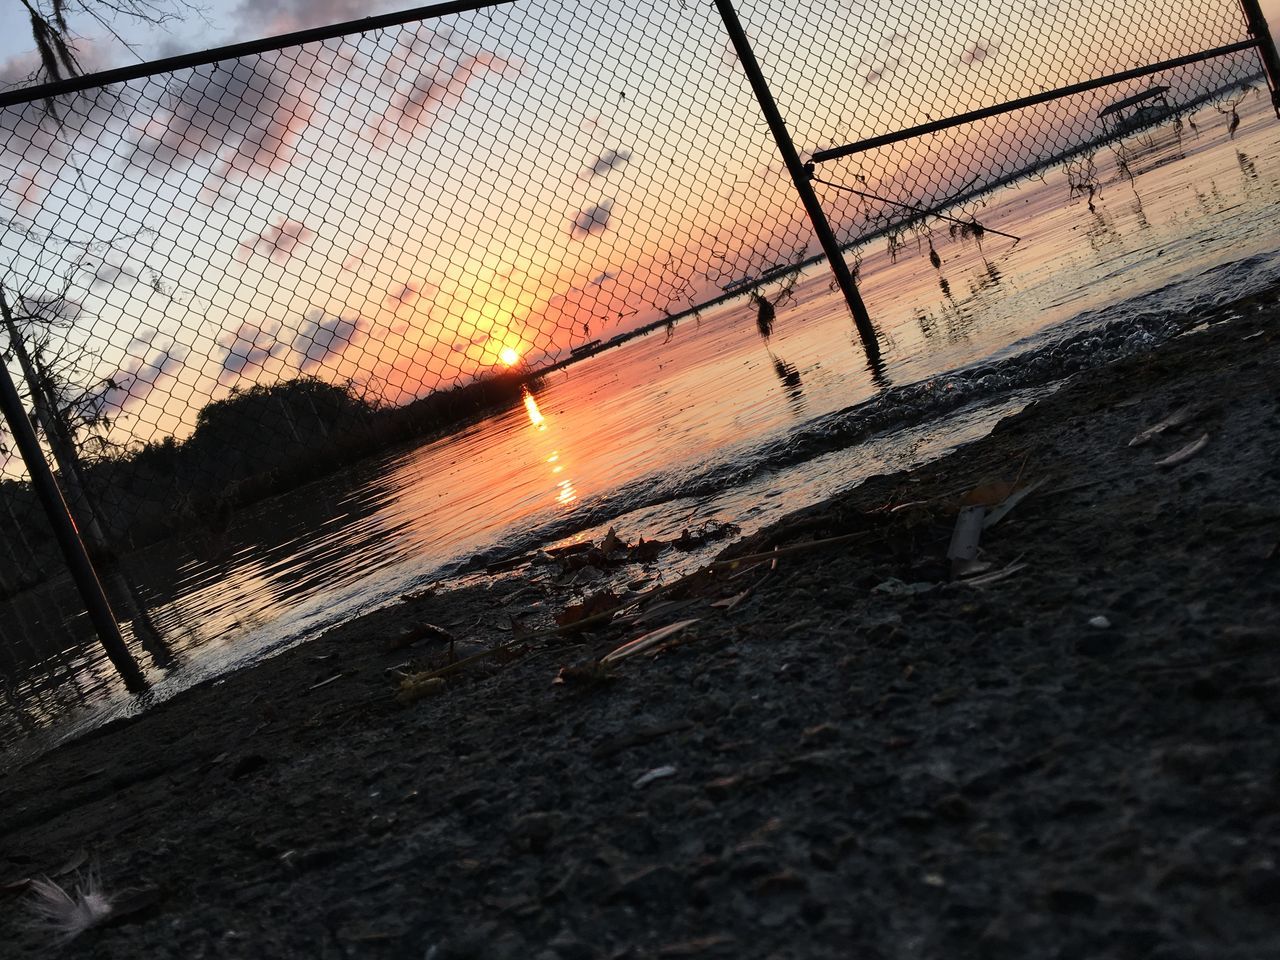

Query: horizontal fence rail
[0,0,1272,742]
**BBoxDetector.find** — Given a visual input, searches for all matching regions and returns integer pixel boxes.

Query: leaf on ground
[633,765,678,788]
[710,590,752,609]
[395,673,446,705]
[1129,404,1193,447]
[51,850,88,877]
[107,887,163,925]
[1154,433,1209,468]
[0,877,31,896]
[983,477,1047,529]
[555,589,621,628]
[553,662,615,686]
[602,618,701,664]
[962,480,1017,507]
[628,538,665,563]
[599,526,626,556]
[385,621,455,652]
[957,561,1028,587]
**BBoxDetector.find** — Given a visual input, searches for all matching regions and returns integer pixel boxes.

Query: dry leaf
[957,561,1028,587]
[384,622,455,652]
[984,477,1047,529]
[553,662,614,686]
[396,674,446,705]
[51,850,88,878]
[599,527,625,555]
[1129,404,1193,447]
[961,481,1017,507]
[601,619,701,664]
[633,765,678,788]
[1155,433,1209,468]
[555,589,621,628]
[710,590,752,609]
[1,877,32,896]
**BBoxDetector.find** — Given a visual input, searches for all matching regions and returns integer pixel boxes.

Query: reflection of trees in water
[1129,193,1150,231]
[0,587,101,740]
[1086,208,1119,253]
[1236,151,1260,184]
[102,566,176,671]
[770,356,805,415]
[916,251,1011,347]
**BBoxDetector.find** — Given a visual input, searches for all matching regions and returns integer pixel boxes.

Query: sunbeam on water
[3,97,1279,763]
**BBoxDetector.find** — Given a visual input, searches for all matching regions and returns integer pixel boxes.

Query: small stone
[1088,615,1111,629]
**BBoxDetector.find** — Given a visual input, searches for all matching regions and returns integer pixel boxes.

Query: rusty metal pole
[712,0,883,370]
[0,352,147,692]
[1239,0,1280,116]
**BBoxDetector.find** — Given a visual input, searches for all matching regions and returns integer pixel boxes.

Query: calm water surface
[4,100,1279,759]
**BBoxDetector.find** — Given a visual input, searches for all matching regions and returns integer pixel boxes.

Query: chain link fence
[0,0,1272,741]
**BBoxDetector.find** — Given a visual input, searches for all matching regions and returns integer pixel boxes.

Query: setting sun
[499,346,521,366]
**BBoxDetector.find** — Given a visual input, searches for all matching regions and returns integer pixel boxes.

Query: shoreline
[2,285,1279,958]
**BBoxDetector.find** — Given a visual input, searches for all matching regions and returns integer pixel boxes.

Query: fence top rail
[0,0,517,110]
[810,39,1260,164]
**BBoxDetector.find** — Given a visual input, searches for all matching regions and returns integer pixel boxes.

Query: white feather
[25,873,114,942]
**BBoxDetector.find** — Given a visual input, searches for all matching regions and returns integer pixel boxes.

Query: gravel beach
[2,285,1279,959]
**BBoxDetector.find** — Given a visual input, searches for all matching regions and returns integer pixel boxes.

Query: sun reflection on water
[523,388,579,508]
[522,387,546,428]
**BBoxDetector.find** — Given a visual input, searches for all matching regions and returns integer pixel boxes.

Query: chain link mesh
[0,0,1266,715]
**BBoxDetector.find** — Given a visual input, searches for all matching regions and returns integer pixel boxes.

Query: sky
[0,0,1273,452]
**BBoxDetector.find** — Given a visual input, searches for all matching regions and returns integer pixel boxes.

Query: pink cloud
[235,216,316,264]
[364,50,517,150]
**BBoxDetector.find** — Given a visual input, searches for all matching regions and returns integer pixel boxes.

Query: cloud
[217,319,289,382]
[123,49,332,203]
[449,331,489,353]
[581,147,631,178]
[120,23,515,202]
[291,308,366,371]
[364,49,517,150]
[384,280,420,308]
[89,341,190,415]
[227,0,383,38]
[569,199,614,238]
[235,216,316,263]
[959,41,998,65]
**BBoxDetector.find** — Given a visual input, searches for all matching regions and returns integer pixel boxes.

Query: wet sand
[2,285,1279,958]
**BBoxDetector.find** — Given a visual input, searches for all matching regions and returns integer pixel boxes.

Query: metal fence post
[0,355,147,693]
[712,0,883,371]
[1239,0,1280,115]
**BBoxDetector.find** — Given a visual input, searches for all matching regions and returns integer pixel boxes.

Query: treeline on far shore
[0,371,534,598]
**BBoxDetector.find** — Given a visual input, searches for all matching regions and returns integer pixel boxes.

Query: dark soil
[3,291,1280,959]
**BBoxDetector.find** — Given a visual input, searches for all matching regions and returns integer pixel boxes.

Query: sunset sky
[0,0,1271,452]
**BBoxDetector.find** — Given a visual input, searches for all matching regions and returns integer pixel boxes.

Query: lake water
[3,97,1279,764]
